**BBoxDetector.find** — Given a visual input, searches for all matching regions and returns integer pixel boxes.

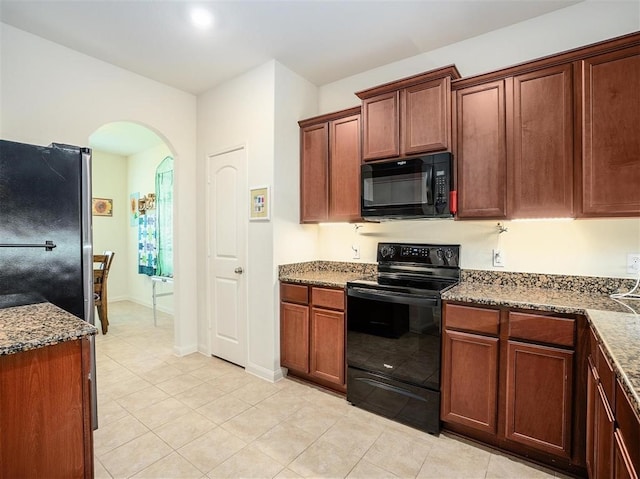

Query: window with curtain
[155,156,174,277]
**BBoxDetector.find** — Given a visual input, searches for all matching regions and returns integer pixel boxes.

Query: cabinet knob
[234,267,244,274]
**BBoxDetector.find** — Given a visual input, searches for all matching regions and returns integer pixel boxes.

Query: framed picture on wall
[92,198,113,216]
[249,186,270,221]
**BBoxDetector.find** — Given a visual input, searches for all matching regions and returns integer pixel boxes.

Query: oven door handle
[347,287,440,307]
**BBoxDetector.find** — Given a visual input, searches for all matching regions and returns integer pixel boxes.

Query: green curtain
[155,156,174,277]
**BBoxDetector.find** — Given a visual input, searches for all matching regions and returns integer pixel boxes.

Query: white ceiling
[1,0,584,95]
[0,0,585,154]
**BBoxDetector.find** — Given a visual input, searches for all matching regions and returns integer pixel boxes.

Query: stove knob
[380,246,392,258]
[445,249,454,259]
[436,248,444,260]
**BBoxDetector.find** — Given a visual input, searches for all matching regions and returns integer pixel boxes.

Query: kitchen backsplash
[461,269,637,295]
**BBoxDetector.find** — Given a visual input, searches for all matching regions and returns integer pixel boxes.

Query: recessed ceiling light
[190,7,213,29]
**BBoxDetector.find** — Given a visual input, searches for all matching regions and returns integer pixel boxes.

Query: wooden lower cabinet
[310,307,345,385]
[280,282,346,392]
[441,329,499,434]
[280,301,310,373]
[586,326,640,479]
[0,338,93,478]
[442,302,586,475]
[505,341,573,458]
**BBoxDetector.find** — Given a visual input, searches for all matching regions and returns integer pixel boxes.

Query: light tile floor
[94,301,573,479]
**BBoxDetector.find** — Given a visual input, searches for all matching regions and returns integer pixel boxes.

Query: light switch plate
[493,249,505,267]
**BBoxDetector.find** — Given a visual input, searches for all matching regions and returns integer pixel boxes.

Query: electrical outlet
[628,253,640,274]
[493,249,505,267]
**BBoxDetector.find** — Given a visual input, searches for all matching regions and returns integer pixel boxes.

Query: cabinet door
[329,113,361,221]
[595,383,615,479]
[402,77,450,155]
[614,430,638,479]
[0,340,91,478]
[362,91,400,161]
[300,122,328,222]
[441,329,499,434]
[310,307,345,386]
[587,358,598,478]
[455,80,508,218]
[581,45,640,216]
[505,341,573,458]
[280,301,310,373]
[511,64,574,218]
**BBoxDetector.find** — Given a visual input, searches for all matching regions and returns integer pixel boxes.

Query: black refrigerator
[0,139,97,427]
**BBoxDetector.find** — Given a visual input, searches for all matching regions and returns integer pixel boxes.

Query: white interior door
[207,147,247,367]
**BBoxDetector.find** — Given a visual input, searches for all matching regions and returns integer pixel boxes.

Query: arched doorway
[89,121,175,335]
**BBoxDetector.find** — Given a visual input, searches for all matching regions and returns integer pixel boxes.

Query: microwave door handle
[425,166,434,205]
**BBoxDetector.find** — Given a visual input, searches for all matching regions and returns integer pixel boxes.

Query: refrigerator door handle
[0,240,57,251]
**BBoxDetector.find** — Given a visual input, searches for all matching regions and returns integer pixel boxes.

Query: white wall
[0,23,198,353]
[197,61,277,379]
[314,1,640,279]
[128,143,174,313]
[92,150,128,301]
[318,1,640,112]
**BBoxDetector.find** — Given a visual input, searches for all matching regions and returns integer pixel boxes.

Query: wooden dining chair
[93,251,115,334]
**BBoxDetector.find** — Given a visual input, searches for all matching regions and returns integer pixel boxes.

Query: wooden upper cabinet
[454,79,508,219]
[300,122,329,222]
[299,106,361,223]
[403,77,452,155]
[330,113,361,221]
[580,45,640,217]
[511,64,574,218]
[361,91,399,161]
[357,66,460,162]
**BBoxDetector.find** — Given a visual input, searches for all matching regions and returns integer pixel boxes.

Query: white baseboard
[173,344,198,356]
[245,362,285,383]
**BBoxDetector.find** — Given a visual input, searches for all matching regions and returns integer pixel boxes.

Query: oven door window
[362,160,427,208]
[347,291,441,390]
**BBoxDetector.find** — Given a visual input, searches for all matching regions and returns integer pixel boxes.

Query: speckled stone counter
[443,271,640,416]
[0,302,97,356]
[279,261,376,288]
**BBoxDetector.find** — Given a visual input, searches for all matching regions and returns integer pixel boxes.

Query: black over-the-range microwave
[361,152,455,220]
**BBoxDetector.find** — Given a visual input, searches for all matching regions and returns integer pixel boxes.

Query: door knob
[234,267,244,274]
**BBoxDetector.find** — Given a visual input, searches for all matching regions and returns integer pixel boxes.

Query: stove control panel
[378,242,460,267]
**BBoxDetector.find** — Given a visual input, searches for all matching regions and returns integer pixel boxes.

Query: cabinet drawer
[508,312,575,347]
[444,304,499,335]
[280,283,308,305]
[311,287,344,311]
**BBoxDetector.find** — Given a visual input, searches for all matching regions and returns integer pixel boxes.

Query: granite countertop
[279,260,376,288]
[0,302,97,356]
[442,275,640,416]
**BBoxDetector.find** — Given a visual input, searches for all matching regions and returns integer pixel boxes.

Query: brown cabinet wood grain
[455,64,575,219]
[299,107,361,223]
[580,45,640,217]
[443,302,585,474]
[454,79,508,219]
[402,78,452,155]
[310,307,345,385]
[329,113,362,221]
[361,91,399,161]
[280,301,310,373]
[300,122,329,222]
[0,338,93,478]
[357,66,460,162]
[505,340,574,458]
[441,329,499,434]
[279,282,346,392]
[586,327,639,479]
[511,64,575,218]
